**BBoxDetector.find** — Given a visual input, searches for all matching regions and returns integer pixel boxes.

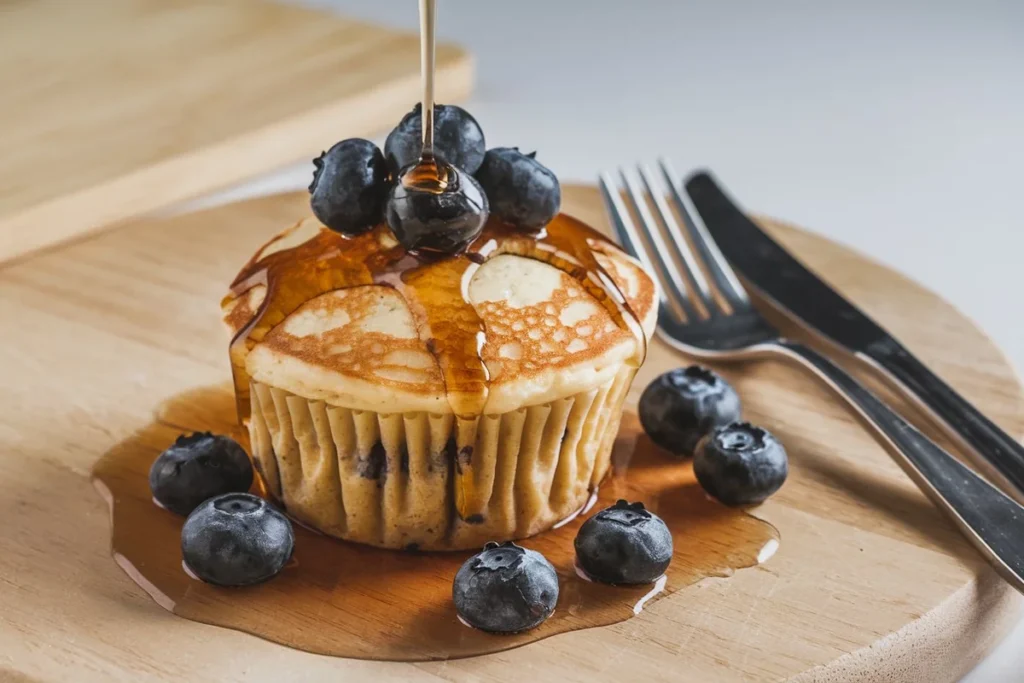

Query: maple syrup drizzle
[225,0,643,423]
[226,214,646,422]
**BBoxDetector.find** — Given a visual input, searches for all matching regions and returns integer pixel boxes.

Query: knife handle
[774,340,1024,592]
[860,338,1024,498]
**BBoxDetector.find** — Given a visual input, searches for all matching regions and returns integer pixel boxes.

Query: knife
[684,170,1024,497]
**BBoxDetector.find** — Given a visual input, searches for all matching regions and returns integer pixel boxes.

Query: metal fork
[599,160,1024,593]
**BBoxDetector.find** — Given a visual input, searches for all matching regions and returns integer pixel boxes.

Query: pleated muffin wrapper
[247,366,637,550]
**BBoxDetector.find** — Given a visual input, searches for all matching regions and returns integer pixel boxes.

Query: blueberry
[309,138,390,236]
[694,423,788,506]
[181,493,294,587]
[474,148,560,231]
[453,541,558,633]
[386,158,489,256]
[149,432,253,516]
[574,500,673,585]
[639,365,741,457]
[384,103,486,174]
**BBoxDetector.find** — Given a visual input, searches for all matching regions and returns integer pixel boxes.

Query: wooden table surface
[1,185,1022,682]
[0,0,470,263]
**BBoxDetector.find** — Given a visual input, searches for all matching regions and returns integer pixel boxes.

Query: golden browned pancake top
[223,217,657,414]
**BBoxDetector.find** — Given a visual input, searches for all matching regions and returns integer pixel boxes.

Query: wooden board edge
[0,49,472,266]
[789,569,1022,682]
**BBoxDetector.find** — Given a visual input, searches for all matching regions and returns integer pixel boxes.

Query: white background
[214,2,1024,679]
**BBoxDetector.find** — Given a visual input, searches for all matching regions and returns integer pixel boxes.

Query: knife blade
[684,170,1024,497]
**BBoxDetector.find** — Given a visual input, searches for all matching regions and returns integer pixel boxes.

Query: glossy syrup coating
[385,157,489,256]
[225,211,647,423]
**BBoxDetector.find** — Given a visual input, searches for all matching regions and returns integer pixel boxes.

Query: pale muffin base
[247,366,636,550]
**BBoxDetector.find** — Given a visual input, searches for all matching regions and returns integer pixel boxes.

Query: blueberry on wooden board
[181,493,294,587]
[694,423,789,506]
[452,541,558,633]
[639,365,741,457]
[149,432,253,516]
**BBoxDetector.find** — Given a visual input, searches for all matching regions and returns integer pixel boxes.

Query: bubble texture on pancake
[222,218,656,415]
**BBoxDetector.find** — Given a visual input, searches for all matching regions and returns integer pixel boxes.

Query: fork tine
[598,172,693,323]
[636,164,716,313]
[617,168,701,322]
[659,158,750,309]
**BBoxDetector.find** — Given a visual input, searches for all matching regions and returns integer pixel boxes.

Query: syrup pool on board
[93,385,779,661]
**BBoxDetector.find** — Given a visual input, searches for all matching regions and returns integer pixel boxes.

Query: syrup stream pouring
[400,0,449,194]
[419,0,436,160]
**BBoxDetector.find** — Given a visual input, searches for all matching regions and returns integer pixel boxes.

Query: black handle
[779,340,1024,588]
[863,337,1024,495]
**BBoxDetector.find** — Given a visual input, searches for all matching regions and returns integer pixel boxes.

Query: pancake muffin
[223,213,656,550]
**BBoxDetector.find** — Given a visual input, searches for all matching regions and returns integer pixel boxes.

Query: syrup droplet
[385,156,490,259]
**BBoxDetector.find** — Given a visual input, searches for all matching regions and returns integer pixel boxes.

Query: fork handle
[860,337,1024,497]
[775,339,1024,591]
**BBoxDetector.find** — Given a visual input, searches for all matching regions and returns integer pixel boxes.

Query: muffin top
[223,214,657,416]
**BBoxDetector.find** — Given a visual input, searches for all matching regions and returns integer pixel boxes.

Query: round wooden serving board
[0,185,1021,683]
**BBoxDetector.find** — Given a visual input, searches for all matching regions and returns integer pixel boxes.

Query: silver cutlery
[684,170,1024,502]
[599,161,1024,593]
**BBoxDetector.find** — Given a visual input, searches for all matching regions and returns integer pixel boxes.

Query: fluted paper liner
[248,366,637,550]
